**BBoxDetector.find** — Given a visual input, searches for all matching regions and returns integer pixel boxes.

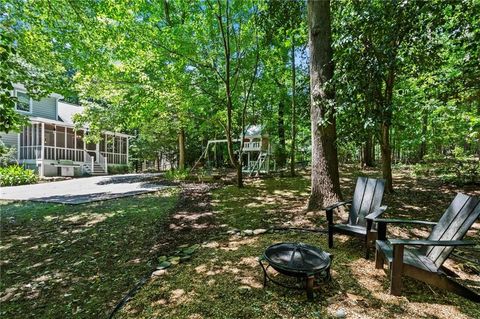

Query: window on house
[16,91,32,112]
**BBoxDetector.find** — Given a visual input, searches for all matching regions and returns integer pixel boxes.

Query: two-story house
[0,84,131,177]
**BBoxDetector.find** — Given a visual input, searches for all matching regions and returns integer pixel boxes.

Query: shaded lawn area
[0,189,179,319]
[119,167,480,319]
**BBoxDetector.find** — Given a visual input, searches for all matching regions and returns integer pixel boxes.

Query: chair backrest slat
[349,177,385,226]
[423,193,480,269]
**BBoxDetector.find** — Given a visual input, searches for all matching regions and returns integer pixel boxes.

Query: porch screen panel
[115,137,121,152]
[44,125,55,160]
[122,137,127,153]
[85,132,96,151]
[44,125,55,146]
[56,129,65,147]
[107,136,113,152]
[66,128,75,148]
[31,124,36,146]
[100,135,105,153]
[76,131,84,149]
[76,131,84,162]
[115,136,121,164]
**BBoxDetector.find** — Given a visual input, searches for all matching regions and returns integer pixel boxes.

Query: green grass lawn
[118,173,479,319]
[212,177,310,230]
[1,169,479,319]
[118,231,479,319]
[0,189,179,319]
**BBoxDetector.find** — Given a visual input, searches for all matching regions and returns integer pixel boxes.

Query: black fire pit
[259,242,332,300]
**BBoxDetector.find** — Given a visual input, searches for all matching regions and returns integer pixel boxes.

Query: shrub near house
[0,142,38,186]
[0,165,38,186]
[107,164,130,174]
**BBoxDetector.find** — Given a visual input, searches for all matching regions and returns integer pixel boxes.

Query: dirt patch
[151,183,224,256]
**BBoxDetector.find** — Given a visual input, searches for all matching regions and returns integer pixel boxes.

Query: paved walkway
[0,173,171,204]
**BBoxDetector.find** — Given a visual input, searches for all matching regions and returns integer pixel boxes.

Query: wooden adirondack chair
[375,193,480,302]
[325,177,387,258]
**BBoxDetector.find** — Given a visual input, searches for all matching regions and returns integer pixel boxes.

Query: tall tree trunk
[419,111,427,160]
[381,70,395,193]
[290,35,297,177]
[363,135,374,167]
[225,90,243,187]
[307,0,342,210]
[215,0,243,188]
[178,128,186,170]
[163,0,171,25]
[380,122,393,191]
[277,98,286,167]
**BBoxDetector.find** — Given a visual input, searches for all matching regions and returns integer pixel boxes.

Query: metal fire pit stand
[258,255,332,301]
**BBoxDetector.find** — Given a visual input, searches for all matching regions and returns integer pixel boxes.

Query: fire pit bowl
[259,242,332,300]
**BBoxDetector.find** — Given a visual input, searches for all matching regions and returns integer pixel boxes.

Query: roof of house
[13,83,63,99]
[13,83,132,137]
[243,125,268,137]
[28,116,132,138]
[57,101,84,125]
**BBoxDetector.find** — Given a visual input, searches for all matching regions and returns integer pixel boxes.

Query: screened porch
[18,121,129,165]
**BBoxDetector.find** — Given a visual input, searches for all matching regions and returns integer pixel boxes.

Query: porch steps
[82,163,107,176]
[91,163,107,175]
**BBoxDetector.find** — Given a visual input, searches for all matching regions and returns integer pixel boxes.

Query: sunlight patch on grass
[0,188,179,318]
[212,177,310,230]
[119,172,479,319]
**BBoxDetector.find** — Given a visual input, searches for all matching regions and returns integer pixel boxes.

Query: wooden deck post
[95,142,99,163]
[83,130,86,151]
[40,123,45,177]
[26,125,30,158]
[17,131,20,162]
[64,127,67,160]
[74,130,77,162]
[126,137,129,165]
[104,133,107,163]
[54,125,57,160]
[120,137,123,163]
[113,135,115,164]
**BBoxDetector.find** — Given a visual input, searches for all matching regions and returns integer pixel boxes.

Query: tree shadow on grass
[95,173,176,187]
[0,191,179,319]
[120,231,479,319]
[28,190,161,204]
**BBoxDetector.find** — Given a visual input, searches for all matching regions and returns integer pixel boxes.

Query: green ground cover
[118,231,479,319]
[118,171,479,319]
[0,189,179,318]
[1,168,479,318]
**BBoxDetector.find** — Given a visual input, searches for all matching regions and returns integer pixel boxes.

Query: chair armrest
[389,239,476,247]
[324,200,352,212]
[324,200,352,226]
[365,205,388,221]
[374,218,437,226]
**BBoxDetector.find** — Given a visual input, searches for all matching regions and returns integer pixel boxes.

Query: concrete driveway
[0,173,171,204]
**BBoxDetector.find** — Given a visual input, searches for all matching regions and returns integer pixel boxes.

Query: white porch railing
[101,152,127,165]
[19,146,42,160]
[46,146,84,161]
[98,152,108,172]
[19,147,126,165]
[84,152,93,173]
[20,146,85,162]
[243,141,261,151]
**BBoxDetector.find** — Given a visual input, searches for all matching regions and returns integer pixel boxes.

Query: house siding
[31,96,57,120]
[0,132,19,148]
